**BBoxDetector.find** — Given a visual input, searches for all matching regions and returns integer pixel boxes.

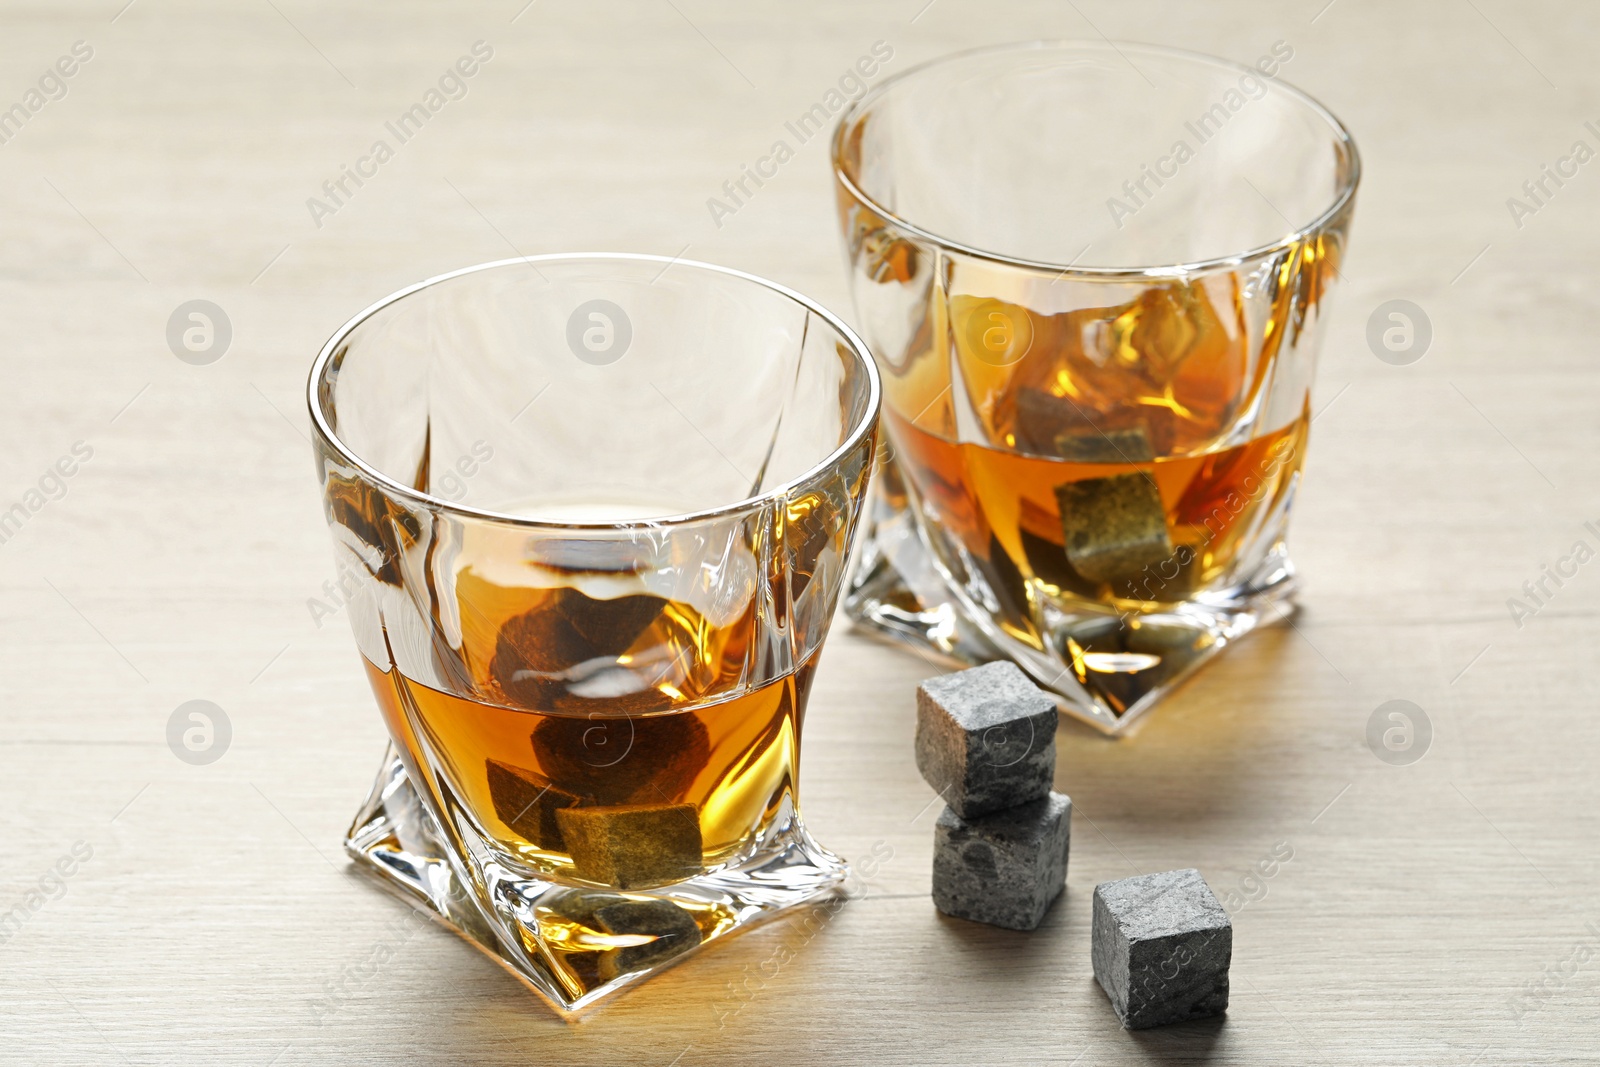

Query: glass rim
[831,39,1362,279]
[306,253,882,531]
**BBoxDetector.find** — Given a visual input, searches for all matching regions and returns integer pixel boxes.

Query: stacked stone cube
[916,661,1070,931]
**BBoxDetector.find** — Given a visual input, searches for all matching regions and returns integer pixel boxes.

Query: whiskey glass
[307,254,879,1012]
[833,41,1359,733]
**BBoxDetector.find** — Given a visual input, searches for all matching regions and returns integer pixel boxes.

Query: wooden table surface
[3,1,1596,1063]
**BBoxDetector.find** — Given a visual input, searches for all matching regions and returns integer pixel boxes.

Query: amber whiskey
[871,278,1311,710]
[364,573,816,890]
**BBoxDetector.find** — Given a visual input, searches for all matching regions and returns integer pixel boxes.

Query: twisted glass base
[343,748,848,1014]
[842,487,1297,735]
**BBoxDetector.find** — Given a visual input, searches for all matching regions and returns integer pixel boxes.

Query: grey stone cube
[593,897,703,981]
[1056,471,1173,584]
[1091,868,1232,1029]
[484,759,579,851]
[555,804,703,890]
[1014,389,1155,463]
[932,791,1071,931]
[916,661,1058,819]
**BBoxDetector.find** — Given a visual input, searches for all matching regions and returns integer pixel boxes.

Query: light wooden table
[2,1,1595,1063]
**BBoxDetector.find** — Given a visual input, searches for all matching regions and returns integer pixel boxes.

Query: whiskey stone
[593,897,704,981]
[932,791,1071,931]
[916,661,1058,818]
[485,759,580,851]
[1014,389,1155,463]
[556,803,704,890]
[1057,426,1155,464]
[530,710,709,807]
[491,588,670,713]
[1091,868,1232,1029]
[1056,471,1173,584]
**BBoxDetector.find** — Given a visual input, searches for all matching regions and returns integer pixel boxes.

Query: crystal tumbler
[307,254,880,1011]
[832,41,1359,733]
